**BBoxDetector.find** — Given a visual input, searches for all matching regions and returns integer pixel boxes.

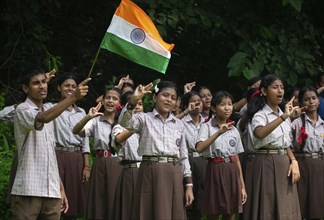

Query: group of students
[1,67,324,220]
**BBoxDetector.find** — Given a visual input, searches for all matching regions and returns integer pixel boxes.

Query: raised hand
[284,97,303,118]
[133,83,153,100]
[74,78,91,100]
[45,69,56,82]
[218,121,235,134]
[184,81,196,94]
[116,75,130,89]
[88,102,104,118]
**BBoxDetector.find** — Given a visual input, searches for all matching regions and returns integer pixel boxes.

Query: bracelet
[127,103,135,111]
[280,115,286,121]
[185,183,193,187]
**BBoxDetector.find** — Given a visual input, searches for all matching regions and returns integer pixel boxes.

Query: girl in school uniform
[119,81,194,220]
[196,90,247,220]
[73,87,123,220]
[243,74,301,220]
[111,92,143,220]
[47,74,90,220]
[192,85,212,119]
[180,91,207,220]
[292,86,324,219]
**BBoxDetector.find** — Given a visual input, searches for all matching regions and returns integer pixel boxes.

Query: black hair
[238,87,258,132]
[297,86,318,106]
[120,91,134,106]
[208,90,233,120]
[181,90,199,111]
[57,73,79,86]
[20,66,45,86]
[316,73,324,86]
[121,82,135,93]
[192,85,211,95]
[154,81,179,98]
[102,87,122,99]
[246,74,280,122]
[247,76,262,88]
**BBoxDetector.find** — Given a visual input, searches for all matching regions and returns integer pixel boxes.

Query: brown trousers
[11,195,61,220]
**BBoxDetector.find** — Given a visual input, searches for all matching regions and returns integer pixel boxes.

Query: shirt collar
[153,108,176,123]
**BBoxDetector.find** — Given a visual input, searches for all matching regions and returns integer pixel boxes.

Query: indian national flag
[100,0,174,74]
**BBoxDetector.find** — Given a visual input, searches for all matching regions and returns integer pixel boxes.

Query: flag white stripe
[107,15,171,59]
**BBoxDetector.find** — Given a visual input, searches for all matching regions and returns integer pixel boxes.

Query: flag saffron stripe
[101,32,170,73]
[107,15,170,58]
[115,0,174,51]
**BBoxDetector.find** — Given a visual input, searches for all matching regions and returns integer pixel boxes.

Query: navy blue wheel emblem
[130,28,145,44]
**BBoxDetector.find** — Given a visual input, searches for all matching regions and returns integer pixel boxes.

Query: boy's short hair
[20,66,45,86]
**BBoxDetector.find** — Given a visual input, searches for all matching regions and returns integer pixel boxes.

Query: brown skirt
[86,156,123,220]
[297,157,324,219]
[114,166,139,220]
[188,157,207,211]
[131,161,185,220]
[201,160,242,215]
[55,150,85,217]
[243,154,301,220]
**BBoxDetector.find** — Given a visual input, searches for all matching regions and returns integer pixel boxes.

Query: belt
[142,156,179,163]
[123,163,139,168]
[255,149,287,155]
[295,152,323,159]
[208,156,236,163]
[55,146,81,152]
[96,150,112,157]
[188,152,203,157]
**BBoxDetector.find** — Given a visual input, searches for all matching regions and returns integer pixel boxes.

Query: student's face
[134,100,143,113]
[122,86,134,95]
[22,73,47,104]
[101,90,120,113]
[249,80,261,89]
[58,79,77,99]
[301,91,319,113]
[154,88,177,115]
[212,97,233,120]
[262,79,284,106]
[199,88,212,110]
[188,95,202,114]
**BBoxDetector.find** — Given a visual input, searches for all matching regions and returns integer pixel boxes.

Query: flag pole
[87,46,102,78]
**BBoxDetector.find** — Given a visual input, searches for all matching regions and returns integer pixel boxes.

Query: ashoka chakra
[130,28,145,44]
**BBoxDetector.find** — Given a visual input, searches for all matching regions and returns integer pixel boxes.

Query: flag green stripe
[101,32,169,74]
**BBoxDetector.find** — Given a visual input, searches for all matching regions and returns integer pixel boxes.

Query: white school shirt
[12,98,61,198]
[181,114,205,153]
[84,115,113,151]
[236,119,254,153]
[121,108,192,177]
[45,103,90,153]
[292,115,324,153]
[111,123,142,161]
[251,104,292,150]
[197,119,244,158]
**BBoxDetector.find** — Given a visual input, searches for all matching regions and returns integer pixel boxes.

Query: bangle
[185,183,193,187]
[127,103,135,111]
[280,115,286,121]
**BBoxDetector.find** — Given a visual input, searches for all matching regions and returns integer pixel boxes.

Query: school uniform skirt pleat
[131,161,185,220]
[114,166,139,220]
[243,154,301,220]
[86,156,122,220]
[56,150,85,217]
[201,161,242,215]
[297,157,324,219]
[188,157,207,211]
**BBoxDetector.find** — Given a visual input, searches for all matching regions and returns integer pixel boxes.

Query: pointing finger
[79,78,92,86]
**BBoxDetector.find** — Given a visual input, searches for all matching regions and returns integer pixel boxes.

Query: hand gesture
[88,102,104,118]
[288,160,300,184]
[116,75,130,89]
[218,121,235,134]
[45,69,56,83]
[184,82,196,94]
[133,83,153,100]
[284,97,302,118]
[74,78,91,100]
